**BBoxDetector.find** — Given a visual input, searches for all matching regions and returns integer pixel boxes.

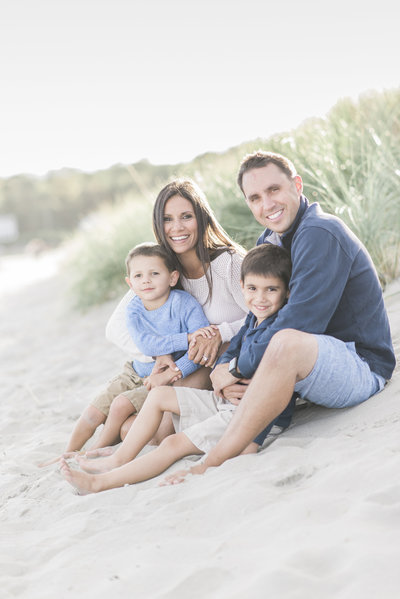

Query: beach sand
[1,250,399,599]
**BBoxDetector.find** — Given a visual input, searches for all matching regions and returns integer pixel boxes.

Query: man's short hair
[237,151,297,194]
[241,243,292,289]
[125,242,179,277]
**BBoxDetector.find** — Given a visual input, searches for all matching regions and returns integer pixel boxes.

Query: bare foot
[60,459,100,495]
[160,462,208,486]
[38,451,85,468]
[83,446,116,458]
[77,454,118,474]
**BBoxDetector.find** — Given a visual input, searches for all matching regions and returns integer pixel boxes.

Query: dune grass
[69,88,400,308]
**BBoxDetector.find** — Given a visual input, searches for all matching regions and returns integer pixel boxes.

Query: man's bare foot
[60,459,101,495]
[160,462,208,486]
[77,454,118,474]
[83,446,116,458]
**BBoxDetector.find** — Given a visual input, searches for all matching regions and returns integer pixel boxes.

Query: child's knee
[109,394,135,418]
[147,386,177,407]
[84,405,106,427]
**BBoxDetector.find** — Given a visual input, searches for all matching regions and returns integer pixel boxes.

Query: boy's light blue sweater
[126,289,209,378]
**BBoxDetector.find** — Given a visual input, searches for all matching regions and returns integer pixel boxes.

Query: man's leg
[199,329,318,469]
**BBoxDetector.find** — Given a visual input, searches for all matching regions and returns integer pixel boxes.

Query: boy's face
[126,255,179,310]
[241,273,289,324]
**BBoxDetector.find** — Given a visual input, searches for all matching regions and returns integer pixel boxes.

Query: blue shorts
[294,335,386,408]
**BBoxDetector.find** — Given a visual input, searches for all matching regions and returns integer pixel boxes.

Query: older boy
[61,244,295,493]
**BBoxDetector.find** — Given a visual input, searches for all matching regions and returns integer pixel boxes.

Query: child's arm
[143,366,182,390]
[126,293,209,358]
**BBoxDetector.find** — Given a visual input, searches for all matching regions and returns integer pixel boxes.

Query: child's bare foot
[83,446,116,458]
[77,454,118,474]
[60,459,100,495]
[38,450,85,468]
[160,462,208,486]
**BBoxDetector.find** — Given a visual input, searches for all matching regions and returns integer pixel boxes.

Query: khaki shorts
[91,361,148,417]
[172,387,236,454]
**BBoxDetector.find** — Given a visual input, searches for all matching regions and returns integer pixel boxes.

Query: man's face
[242,163,303,234]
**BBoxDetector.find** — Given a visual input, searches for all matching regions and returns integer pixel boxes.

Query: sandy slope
[0,252,399,599]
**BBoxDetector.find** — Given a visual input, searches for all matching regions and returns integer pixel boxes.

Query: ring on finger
[202,355,209,361]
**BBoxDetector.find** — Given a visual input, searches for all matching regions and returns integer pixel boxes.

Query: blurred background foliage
[1,88,399,308]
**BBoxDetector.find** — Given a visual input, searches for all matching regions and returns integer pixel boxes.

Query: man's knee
[265,329,317,363]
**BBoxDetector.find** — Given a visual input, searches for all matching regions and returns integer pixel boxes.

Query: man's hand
[188,328,222,368]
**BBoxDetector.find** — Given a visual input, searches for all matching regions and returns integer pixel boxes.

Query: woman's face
[163,194,198,255]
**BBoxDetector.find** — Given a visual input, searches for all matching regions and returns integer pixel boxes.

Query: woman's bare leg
[62,432,202,494]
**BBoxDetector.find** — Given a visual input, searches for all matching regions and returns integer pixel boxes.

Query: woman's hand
[187,324,219,344]
[151,354,179,375]
[188,327,222,368]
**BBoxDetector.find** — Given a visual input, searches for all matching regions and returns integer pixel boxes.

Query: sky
[0,0,399,178]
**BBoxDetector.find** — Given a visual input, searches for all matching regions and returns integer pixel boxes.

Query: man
[169,150,396,479]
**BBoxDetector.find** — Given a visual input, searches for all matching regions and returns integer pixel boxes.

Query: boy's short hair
[241,244,292,289]
[237,151,297,194]
[125,242,179,277]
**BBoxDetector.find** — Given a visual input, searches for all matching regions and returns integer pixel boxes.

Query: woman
[105,178,248,438]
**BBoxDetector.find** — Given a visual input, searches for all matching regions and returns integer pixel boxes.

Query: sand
[0,249,399,599]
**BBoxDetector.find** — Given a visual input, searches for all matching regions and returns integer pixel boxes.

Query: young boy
[50,243,210,460]
[61,244,296,493]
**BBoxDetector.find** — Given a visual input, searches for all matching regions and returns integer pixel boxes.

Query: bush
[69,88,400,307]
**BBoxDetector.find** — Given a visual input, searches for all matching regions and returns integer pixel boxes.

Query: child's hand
[221,379,251,405]
[151,354,179,375]
[144,367,182,390]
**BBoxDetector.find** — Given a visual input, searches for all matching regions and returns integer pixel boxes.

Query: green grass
[68,87,400,308]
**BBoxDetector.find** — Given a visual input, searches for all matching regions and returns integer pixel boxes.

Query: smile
[171,235,189,241]
[267,209,283,221]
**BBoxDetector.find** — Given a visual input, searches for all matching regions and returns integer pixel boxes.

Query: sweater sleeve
[237,227,354,378]
[105,289,152,362]
[171,294,210,377]
[127,292,209,357]
[216,315,252,366]
[215,252,247,343]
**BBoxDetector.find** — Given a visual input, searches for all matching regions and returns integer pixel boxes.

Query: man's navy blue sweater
[251,196,395,380]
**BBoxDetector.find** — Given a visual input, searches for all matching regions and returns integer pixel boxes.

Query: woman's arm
[212,251,247,343]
